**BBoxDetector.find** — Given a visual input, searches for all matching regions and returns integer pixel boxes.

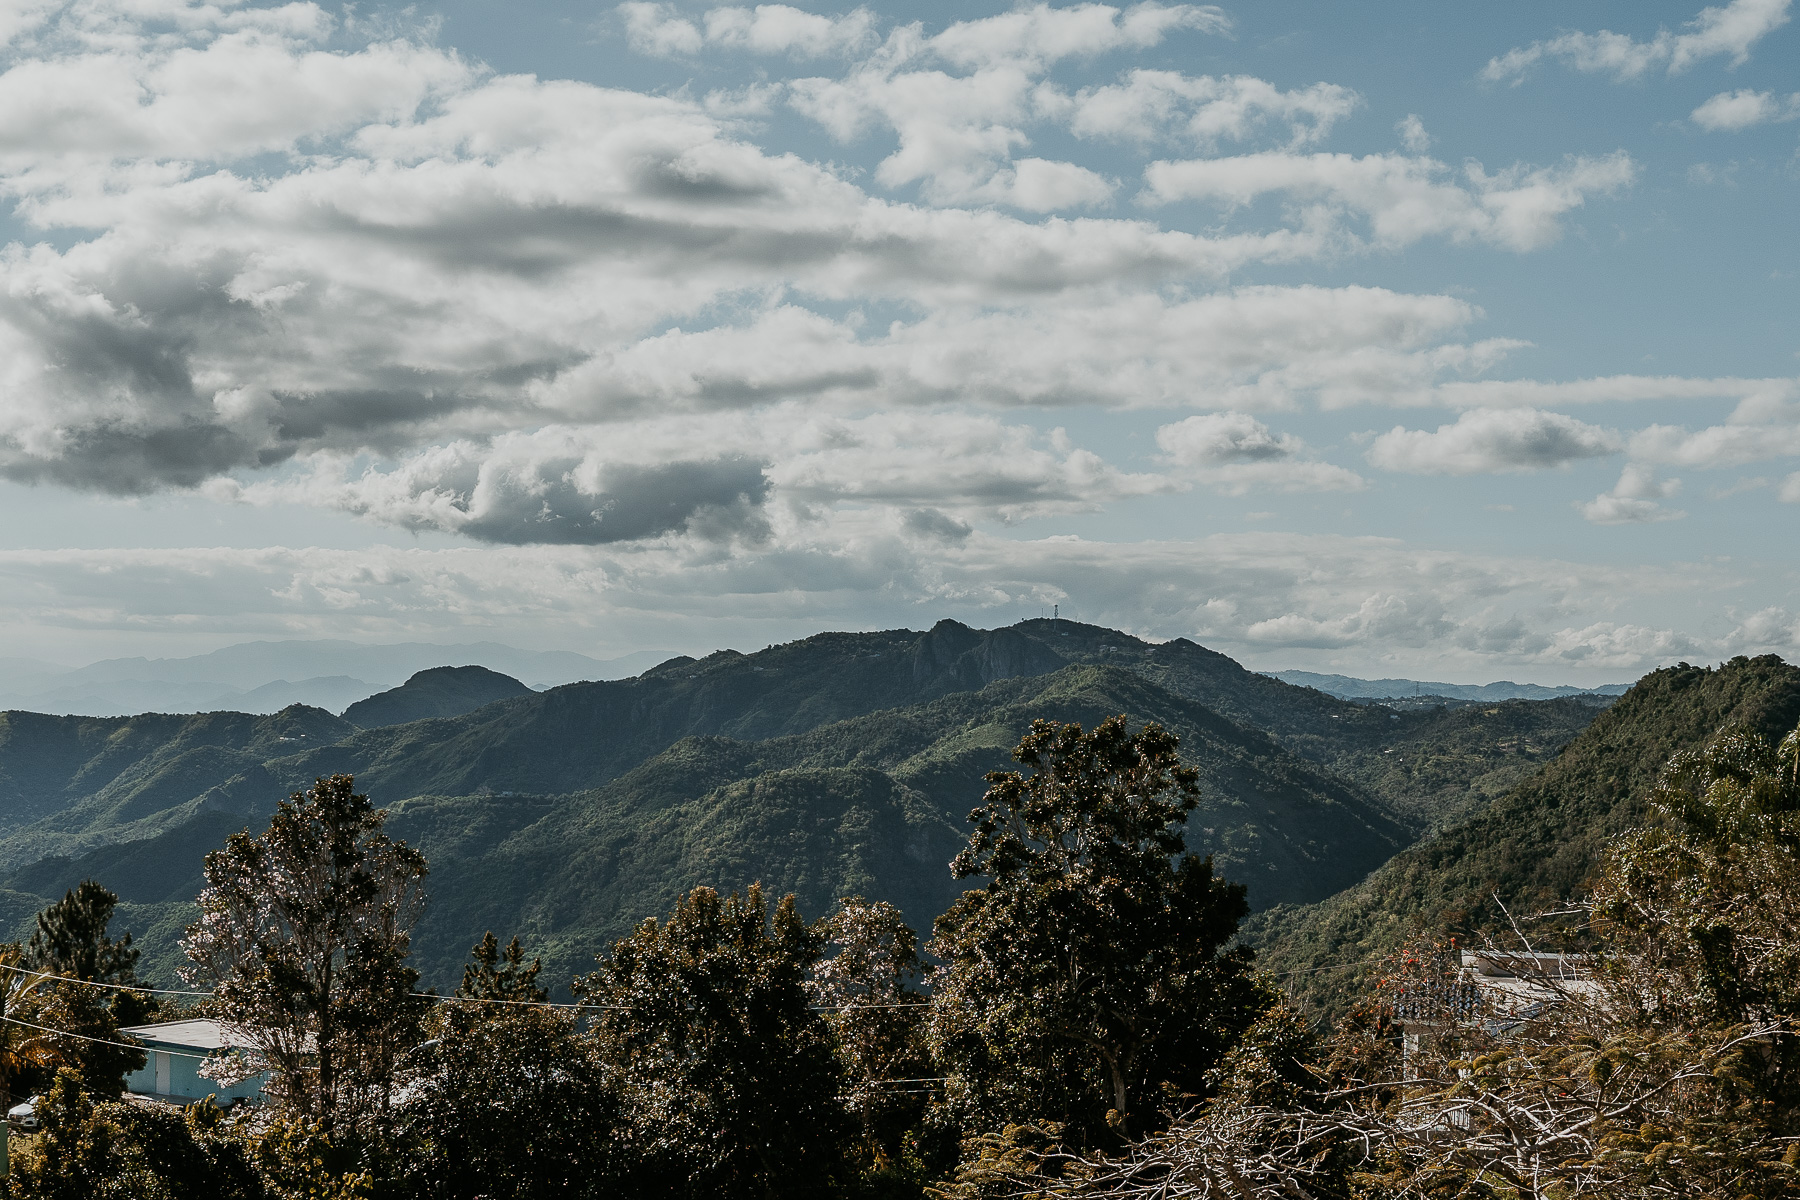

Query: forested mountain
[343,666,535,728]
[1250,654,1800,1013]
[0,619,1607,992]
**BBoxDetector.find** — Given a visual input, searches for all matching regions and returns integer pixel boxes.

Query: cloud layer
[0,0,1792,679]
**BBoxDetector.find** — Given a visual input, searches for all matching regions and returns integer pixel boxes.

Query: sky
[0,0,1794,683]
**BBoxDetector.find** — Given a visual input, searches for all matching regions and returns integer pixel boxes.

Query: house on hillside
[1393,950,1597,1069]
[121,1019,269,1105]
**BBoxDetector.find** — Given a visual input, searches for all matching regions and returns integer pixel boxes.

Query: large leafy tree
[579,884,854,1198]
[809,897,936,1177]
[181,774,429,1132]
[929,716,1264,1147]
[393,933,620,1200]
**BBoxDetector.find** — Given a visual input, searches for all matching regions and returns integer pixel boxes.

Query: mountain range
[0,641,675,717]
[1268,671,1632,702]
[0,618,1620,994]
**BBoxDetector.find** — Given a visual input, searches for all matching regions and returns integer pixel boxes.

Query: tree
[809,897,935,1178]
[1017,723,1800,1200]
[180,775,429,1132]
[24,881,156,1028]
[929,716,1265,1148]
[579,884,855,1198]
[454,931,547,1003]
[27,881,140,987]
[392,934,620,1200]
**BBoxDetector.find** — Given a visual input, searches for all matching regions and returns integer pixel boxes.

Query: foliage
[579,884,855,1198]
[1589,723,1800,1030]
[0,943,55,1106]
[23,881,156,1028]
[452,931,546,1003]
[181,775,429,1132]
[389,934,620,1200]
[15,980,144,1097]
[810,897,936,1180]
[26,881,140,988]
[1020,722,1800,1199]
[4,1067,266,1200]
[930,716,1264,1149]
[1255,654,1800,1017]
[253,1119,376,1200]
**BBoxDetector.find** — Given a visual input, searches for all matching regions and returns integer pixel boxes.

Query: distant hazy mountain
[236,677,375,716]
[0,641,674,717]
[344,666,534,728]
[1268,670,1632,702]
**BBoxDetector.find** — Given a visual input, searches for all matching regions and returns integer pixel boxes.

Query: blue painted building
[120,1020,268,1105]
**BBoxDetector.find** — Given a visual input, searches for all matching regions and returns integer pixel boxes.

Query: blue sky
[0,0,1793,683]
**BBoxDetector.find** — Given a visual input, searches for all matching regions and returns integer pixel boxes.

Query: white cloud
[704,5,879,57]
[1395,113,1430,152]
[1483,0,1791,82]
[1155,412,1364,493]
[222,411,1180,536]
[1367,408,1622,475]
[1142,150,1635,253]
[1579,464,1686,524]
[966,157,1117,211]
[1691,87,1800,129]
[620,3,880,59]
[781,6,1257,207]
[1781,472,1800,502]
[618,2,704,56]
[924,3,1229,70]
[1066,71,1359,147]
[0,12,472,171]
[1629,422,1800,469]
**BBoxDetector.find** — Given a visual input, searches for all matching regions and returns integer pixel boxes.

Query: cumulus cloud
[1483,0,1791,82]
[781,5,1282,207]
[1142,150,1635,253]
[1395,114,1431,152]
[1155,412,1364,493]
[1625,388,1800,468]
[1579,464,1686,524]
[1064,71,1359,147]
[1691,87,1800,129]
[620,3,879,59]
[1367,409,1622,475]
[226,439,775,545]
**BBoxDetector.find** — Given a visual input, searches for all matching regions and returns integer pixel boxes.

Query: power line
[0,1014,221,1066]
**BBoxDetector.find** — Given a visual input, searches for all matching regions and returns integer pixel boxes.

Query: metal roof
[119,1019,254,1051]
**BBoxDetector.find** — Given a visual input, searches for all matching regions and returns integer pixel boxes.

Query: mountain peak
[343,665,534,728]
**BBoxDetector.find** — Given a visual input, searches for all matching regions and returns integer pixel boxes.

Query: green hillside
[1249,654,1800,1014]
[0,620,1609,994]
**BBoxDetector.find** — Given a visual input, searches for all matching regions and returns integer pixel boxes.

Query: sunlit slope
[1250,655,1800,1015]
